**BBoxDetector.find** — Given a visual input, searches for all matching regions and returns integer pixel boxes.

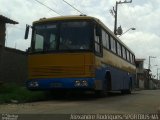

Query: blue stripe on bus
[26,77,95,90]
[95,65,135,91]
[27,66,135,91]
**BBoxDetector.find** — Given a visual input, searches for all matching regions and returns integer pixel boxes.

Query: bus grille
[29,65,85,78]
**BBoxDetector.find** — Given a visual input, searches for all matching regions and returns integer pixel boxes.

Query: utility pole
[110,0,132,35]
[148,56,156,70]
[148,56,156,89]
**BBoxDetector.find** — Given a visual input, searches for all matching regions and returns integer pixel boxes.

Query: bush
[0,83,46,103]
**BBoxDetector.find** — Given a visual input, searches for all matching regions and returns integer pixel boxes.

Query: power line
[33,0,62,16]
[62,0,84,15]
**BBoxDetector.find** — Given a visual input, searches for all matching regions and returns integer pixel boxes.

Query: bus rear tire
[126,85,132,94]
[127,81,132,94]
[121,86,132,94]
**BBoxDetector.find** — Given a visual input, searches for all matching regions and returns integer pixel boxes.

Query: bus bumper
[26,78,96,90]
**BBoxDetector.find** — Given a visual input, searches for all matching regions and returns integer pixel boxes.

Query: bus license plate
[50,83,62,88]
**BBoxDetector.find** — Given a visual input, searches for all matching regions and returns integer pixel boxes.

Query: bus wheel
[126,85,132,94]
[121,89,129,94]
[127,78,133,94]
[121,85,132,94]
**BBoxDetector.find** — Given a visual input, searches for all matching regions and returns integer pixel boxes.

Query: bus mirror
[26,47,31,54]
[96,26,101,36]
[24,24,30,39]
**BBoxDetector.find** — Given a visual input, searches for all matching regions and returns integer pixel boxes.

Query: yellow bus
[25,15,136,95]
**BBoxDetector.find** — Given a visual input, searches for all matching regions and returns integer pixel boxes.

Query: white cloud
[0,0,160,74]
[121,31,160,57]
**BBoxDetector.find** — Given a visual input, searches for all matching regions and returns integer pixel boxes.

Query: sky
[0,0,160,76]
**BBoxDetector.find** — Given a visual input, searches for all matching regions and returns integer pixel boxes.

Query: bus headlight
[82,80,88,87]
[29,81,39,87]
[74,80,88,87]
[75,80,81,87]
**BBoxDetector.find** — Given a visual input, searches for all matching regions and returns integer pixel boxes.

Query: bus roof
[33,15,94,24]
[33,15,135,54]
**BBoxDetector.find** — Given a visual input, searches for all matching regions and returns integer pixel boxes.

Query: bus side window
[106,32,110,49]
[126,50,130,61]
[133,55,135,64]
[94,28,102,55]
[102,30,110,50]
[122,46,126,59]
[110,37,116,53]
[130,53,133,63]
[117,42,122,56]
[102,30,106,48]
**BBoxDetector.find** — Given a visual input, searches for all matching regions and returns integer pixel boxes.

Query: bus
[25,15,136,95]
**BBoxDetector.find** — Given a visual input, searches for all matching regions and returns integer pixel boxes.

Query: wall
[0,47,28,85]
[0,23,5,46]
[149,80,156,89]
[135,60,146,89]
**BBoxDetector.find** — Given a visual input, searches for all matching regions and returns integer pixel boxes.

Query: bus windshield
[32,21,92,52]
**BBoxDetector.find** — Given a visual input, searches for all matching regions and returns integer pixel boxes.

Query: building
[0,15,18,47]
[0,15,18,62]
[150,79,160,89]
[0,15,17,84]
[0,15,27,85]
[135,59,145,89]
[135,58,159,90]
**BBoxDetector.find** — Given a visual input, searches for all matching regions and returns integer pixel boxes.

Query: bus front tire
[95,90,108,97]
[126,85,132,94]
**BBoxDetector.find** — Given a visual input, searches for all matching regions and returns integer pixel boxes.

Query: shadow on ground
[42,90,138,102]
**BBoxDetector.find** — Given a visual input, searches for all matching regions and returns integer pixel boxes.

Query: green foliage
[0,83,46,103]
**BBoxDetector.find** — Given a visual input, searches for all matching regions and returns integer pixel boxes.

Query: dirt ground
[0,90,160,114]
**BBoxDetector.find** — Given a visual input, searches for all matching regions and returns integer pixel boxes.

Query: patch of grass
[0,83,46,103]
